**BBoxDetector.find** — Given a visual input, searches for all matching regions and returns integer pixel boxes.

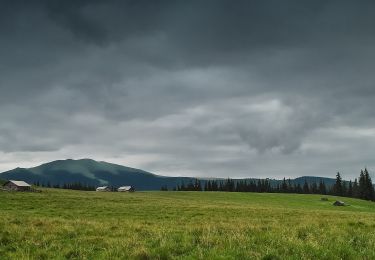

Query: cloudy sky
[1,0,375,180]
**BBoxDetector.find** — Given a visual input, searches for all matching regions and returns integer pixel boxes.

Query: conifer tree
[212,180,218,191]
[303,180,310,194]
[295,183,302,193]
[342,181,347,197]
[359,170,366,199]
[347,180,353,197]
[364,168,374,200]
[287,179,292,193]
[333,172,343,196]
[281,178,288,193]
[353,178,359,198]
[319,181,327,195]
[311,182,318,194]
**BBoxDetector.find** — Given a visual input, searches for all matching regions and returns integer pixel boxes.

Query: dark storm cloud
[1,0,375,178]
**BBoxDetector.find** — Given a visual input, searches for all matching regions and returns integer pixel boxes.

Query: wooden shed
[3,180,31,191]
[117,186,135,192]
[96,186,111,192]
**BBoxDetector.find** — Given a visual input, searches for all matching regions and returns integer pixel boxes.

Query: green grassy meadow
[1,189,375,259]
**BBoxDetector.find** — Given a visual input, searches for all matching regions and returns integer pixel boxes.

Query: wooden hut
[96,186,111,192]
[3,180,31,191]
[117,186,135,192]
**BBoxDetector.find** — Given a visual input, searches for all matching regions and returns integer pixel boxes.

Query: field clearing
[1,189,375,259]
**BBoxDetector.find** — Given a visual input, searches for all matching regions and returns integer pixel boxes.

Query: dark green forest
[171,169,375,202]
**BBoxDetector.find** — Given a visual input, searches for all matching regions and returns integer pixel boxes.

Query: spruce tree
[342,182,347,197]
[208,180,212,191]
[353,178,359,198]
[333,172,343,196]
[296,183,302,193]
[212,180,218,191]
[311,183,318,194]
[281,178,288,193]
[347,180,353,197]
[319,181,327,195]
[303,180,310,194]
[359,170,366,199]
[287,179,292,193]
[364,168,374,200]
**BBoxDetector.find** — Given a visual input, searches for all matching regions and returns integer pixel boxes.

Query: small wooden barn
[117,186,135,192]
[96,186,111,192]
[3,180,31,191]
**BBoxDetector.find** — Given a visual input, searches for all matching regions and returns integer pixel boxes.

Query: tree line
[168,168,375,201]
[332,169,374,200]
[33,181,96,191]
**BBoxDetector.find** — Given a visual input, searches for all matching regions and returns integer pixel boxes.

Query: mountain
[0,159,194,190]
[0,158,339,190]
[293,176,337,186]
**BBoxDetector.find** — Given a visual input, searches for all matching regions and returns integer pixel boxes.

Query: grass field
[1,189,375,259]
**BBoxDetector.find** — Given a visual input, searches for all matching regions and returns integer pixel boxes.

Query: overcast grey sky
[1,0,375,179]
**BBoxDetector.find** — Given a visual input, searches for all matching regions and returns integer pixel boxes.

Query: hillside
[1,189,375,259]
[0,159,196,190]
[0,159,340,190]
[293,176,337,186]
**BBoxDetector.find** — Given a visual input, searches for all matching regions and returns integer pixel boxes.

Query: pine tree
[342,182,347,197]
[364,168,374,200]
[319,181,327,195]
[295,183,302,193]
[333,172,343,196]
[353,178,359,198]
[208,181,212,191]
[287,179,292,193]
[281,178,288,193]
[212,180,218,191]
[311,183,318,194]
[218,181,224,191]
[347,180,353,197]
[180,182,185,191]
[194,179,202,191]
[359,170,366,199]
[303,180,310,194]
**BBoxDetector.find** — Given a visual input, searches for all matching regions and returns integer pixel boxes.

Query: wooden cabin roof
[118,186,133,191]
[5,180,31,187]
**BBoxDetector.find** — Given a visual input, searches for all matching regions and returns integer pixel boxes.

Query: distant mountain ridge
[0,159,195,190]
[0,159,338,190]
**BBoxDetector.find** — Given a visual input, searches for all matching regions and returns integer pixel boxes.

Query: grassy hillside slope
[1,190,375,259]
